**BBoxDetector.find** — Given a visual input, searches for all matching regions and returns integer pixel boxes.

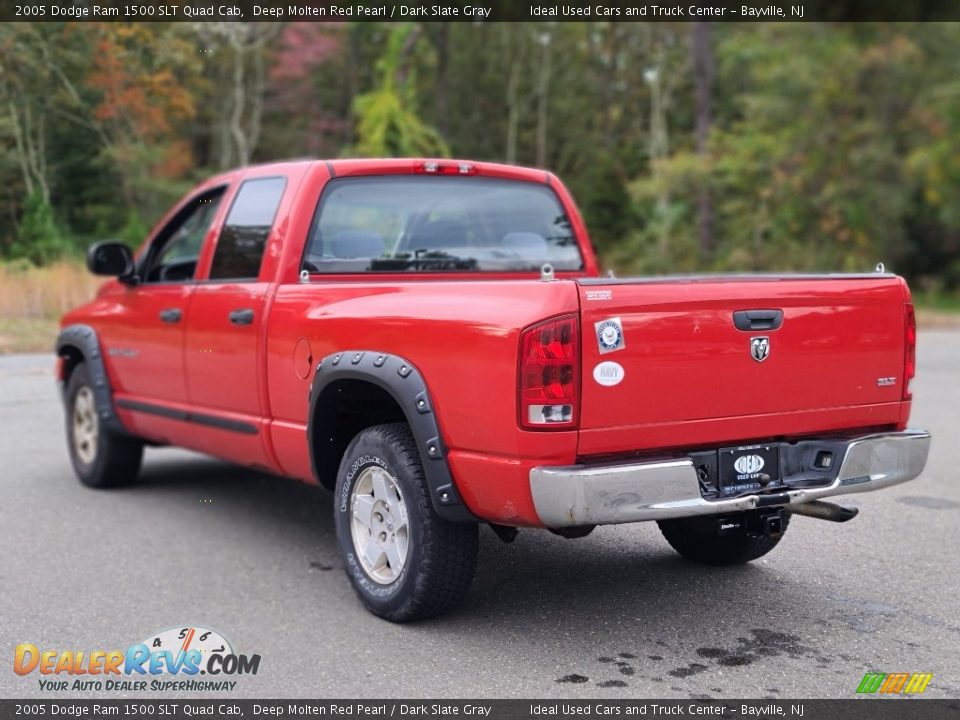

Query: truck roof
[203,158,553,188]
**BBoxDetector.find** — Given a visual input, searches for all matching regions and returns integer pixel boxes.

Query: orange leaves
[83,24,197,183]
[155,140,193,179]
[87,28,194,138]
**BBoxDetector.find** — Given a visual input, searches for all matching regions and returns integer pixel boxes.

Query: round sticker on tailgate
[593,361,625,386]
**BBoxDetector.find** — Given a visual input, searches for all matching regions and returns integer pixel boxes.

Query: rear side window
[302,176,583,273]
[210,177,286,280]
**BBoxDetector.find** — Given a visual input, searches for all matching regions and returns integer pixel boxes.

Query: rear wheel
[65,362,143,488]
[334,423,478,622]
[657,512,789,565]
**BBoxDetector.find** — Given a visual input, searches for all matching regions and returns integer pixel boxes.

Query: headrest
[330,230,385,259]
[413,219,469,250]
[500,232,548,257]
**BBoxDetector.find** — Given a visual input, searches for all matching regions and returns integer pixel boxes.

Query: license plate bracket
[718,444,780,497]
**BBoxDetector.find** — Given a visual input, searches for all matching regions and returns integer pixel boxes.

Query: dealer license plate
[718,444,780,497]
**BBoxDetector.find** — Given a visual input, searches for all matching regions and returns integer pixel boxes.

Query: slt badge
[595,317,625,354]
[750,336,770,363]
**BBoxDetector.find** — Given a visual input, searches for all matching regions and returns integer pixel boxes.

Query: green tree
[351,24,448,158]
[11,191,68,265]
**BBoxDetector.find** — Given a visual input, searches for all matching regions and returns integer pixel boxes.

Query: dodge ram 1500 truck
[58,158,931,621]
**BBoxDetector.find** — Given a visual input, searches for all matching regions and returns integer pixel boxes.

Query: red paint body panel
[184,283,268,417]
[576,277,907,456]
[60,159,914,527]
[63,284,195,404]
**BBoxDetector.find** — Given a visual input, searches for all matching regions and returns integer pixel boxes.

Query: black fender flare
[55,324,128,436]
[307,350,477,523]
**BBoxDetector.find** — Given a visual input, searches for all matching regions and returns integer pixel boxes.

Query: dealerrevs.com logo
[14,626,261,692]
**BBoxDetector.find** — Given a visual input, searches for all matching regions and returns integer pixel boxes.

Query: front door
[101,187,227,443]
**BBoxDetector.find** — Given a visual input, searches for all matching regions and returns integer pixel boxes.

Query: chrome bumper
[529,429,931,528]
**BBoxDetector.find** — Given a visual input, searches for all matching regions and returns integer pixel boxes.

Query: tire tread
[66,363,143,488]
[337,423,478,622]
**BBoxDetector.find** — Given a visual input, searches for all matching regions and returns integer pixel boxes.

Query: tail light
[519,314,580,429]
[904,303,916,400]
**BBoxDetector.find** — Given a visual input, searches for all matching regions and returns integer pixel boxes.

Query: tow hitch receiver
[756,509,786,538]
[716,509,787,538]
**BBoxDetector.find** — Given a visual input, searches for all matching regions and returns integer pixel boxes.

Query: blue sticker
[595,317,625,353]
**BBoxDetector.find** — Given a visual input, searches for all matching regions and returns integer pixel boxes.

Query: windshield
[302,175,583,273]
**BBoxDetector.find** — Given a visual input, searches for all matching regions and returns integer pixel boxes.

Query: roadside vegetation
[0,261,99,353]
[0,257,954,355]
[1,22,958,352]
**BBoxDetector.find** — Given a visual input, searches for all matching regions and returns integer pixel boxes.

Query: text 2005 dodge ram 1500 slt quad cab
[58,159,930,621]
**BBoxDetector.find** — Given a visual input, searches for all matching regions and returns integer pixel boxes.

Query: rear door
[577,276,907,455]
[183,175,288,467]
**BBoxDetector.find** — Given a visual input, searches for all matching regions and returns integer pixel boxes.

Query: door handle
[229,308,255,326]
[733,309,783,331]
[159,308,182,323]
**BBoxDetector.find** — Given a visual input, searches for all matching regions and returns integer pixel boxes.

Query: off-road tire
[65,362,143,488]
[657,513,790,565]
[334,423,478,622]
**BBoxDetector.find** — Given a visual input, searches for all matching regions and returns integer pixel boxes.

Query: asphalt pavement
[1,332,958,700]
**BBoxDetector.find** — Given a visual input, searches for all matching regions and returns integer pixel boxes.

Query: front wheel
[657,512,790,565]
[334,423,478,622]
[65,362,143,488]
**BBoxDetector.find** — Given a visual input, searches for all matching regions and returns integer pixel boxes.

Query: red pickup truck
[58,158,930,621]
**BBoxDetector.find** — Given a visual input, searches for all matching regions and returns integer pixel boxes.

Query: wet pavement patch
[564,630,819,691]
[739,628,815,659]
[718,654,753,667]
[669,662,709,678]
[557,674,590,684]
[564,650,645,689]
[697,647,729,659]
[680,629,821,675]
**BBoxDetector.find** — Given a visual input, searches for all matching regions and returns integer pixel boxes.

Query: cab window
[302,176,583,273]
[209,177,286,281]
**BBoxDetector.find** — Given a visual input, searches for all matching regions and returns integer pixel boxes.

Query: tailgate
[577,275,907,456]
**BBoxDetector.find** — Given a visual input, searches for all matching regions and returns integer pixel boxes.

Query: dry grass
[916,308,960,329]
[0,260,100,354]
[0,259,957,354]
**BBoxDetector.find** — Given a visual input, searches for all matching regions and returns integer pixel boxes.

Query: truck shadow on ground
[124,451,954,696]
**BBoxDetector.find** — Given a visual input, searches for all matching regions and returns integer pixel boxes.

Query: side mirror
[87,241,135,282]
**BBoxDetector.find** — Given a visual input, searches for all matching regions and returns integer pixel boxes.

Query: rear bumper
[529,429,931,528]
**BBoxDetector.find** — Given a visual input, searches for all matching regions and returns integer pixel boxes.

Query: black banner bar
[1,700,959,720]
[0,0,958,23]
